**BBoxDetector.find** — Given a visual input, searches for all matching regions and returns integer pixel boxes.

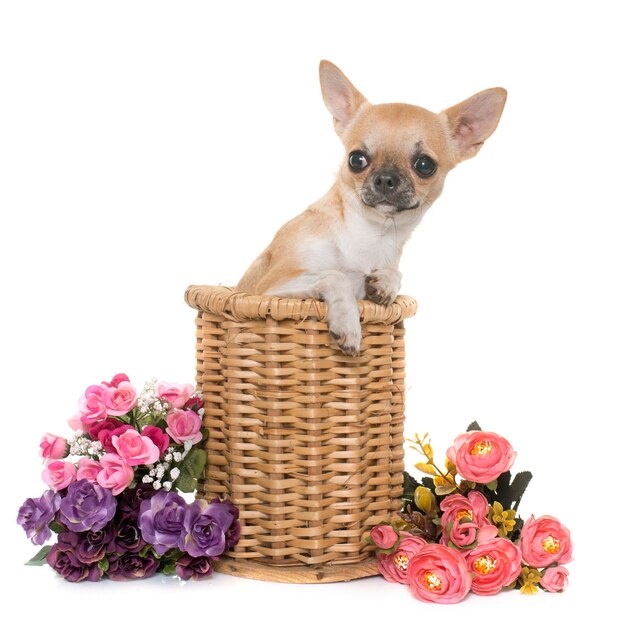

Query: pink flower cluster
[370,428,572,603]
[40,375,203,495]
[371,509,572,603]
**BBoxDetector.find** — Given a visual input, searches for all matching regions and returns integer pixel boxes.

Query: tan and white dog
[237,61,506,355]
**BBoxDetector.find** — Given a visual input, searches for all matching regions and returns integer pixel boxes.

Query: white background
[1,0,623,622]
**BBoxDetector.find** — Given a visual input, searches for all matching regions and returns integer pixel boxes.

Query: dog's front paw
[365,269,401,306]
[328,311,362,356]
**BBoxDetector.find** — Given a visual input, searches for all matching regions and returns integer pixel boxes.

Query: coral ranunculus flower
[439,490,495,549]
[407,544,472,604]
[519,515,573,567]
[464,533,522,595]
[370,525,399,550]
[377,533,427,584]
[541,565,569,592]
[446,431,516,484]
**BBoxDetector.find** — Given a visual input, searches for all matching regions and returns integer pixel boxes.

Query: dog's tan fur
[238,61,506,354]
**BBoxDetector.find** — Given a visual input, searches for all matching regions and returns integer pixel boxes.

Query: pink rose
[76,458,102,483]
[439,490,496,549]
[165,409,202,445]
[407,544,472,604]
[157,381,196,409]
[541,565,569,592]
[75,385,108,429]
[101,381,137,416]
[464,531,522,595]
[97,453,134,495]
[42,460,77,491]
[377,533,427,584]
[112,429,160,466]
[141,425,170,456]
[370,525,399,550]
[39,434,67,461]
[520,515,573,567]
[446,431,516,484]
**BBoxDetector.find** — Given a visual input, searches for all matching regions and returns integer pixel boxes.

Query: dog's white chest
[304,211,408,274]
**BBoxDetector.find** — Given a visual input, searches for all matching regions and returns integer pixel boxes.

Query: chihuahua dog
[237,61,506,355]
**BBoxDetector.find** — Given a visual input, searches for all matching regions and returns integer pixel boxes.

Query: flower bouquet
[368,422,572,603]
[17,374,240,582]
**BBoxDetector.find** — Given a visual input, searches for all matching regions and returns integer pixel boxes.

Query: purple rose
[17,490,61,545]
[180,499,236,558]
[175,554,214,581]
[107,551,159,581]
[67,526,115,564]
[58,479,117,532]
[116,484,155,521]
[46,536,102,582]
[138,490,187,555]
[109,517,145,553]
[210,498,241,551]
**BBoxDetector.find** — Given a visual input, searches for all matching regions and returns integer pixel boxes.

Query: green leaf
[403,471,419,502]
[495,470,533,511]
[98,556,109,572]
[486,479,498,491]
[161,562,177,576]
[176,448,208,493]
[49,521,65,535]
[25,545,52,566]
[466,421,482,432]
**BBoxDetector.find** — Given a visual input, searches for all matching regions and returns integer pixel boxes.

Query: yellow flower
[489,501,517,537]
[519,567,541,595]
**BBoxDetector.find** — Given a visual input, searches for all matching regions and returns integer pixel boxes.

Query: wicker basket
[185,285,417,583]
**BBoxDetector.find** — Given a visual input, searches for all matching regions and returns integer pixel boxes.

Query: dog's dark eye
[348,151,369,172]
[414,155,437,178]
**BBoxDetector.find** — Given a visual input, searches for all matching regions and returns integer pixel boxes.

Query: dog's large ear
[319,60,368,136]
[443,88,507,162]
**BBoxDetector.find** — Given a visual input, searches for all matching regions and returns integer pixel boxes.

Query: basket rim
[185,285,417,324]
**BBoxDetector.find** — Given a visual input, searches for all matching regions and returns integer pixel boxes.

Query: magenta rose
[541,565,569,592]
[439,490,495,549]
[101,380,137,416]
[464,530,522,595]
[377,533,427,584]
[42,460,76,491]
[407,544,472,604]
[157,381,195,409]
[39,433,68,460]
[519,515,573,567]
[141,425,170,456]
[446,431,516,484]
[89,418,132,453]
[96,453,134,495]
[76,458,102,483]
[166,409,202,445]
[102,373,130,388]
[112,429,160,466]
[369,524,399,550]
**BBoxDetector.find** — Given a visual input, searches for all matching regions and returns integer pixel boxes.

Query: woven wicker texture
[185,285,417,570]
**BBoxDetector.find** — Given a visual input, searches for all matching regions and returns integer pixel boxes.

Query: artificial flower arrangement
[367,422,572,603]
[17,373,240,582]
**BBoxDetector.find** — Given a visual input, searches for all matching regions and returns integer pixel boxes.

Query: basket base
[212,557,379,584]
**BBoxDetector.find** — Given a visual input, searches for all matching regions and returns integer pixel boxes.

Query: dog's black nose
[374,171,400,191]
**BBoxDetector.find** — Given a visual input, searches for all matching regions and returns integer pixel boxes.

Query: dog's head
[319,60,507,219]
